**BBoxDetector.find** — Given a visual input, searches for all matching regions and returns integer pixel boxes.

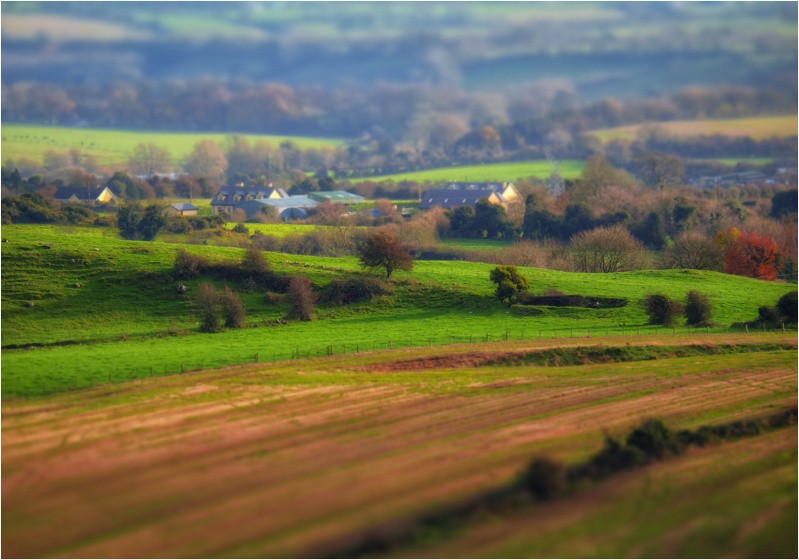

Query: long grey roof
[418,188,502,209]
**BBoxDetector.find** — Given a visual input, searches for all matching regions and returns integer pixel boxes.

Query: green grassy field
[587,115,798,144]
[2,224,794,398]
[220,222,324,236]
[0,124,344,168]
[359,160,584,183]
[438,238,513,251]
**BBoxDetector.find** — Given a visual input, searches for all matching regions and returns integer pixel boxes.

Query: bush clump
[195,282,221,333]
[684,290,713,326]
[489,265,529,305]
[520,458,567,501]
[173,248,208,279]
[517,294,628,308]
[320,276,391,305]
[644,294,684,327]
[194,282,247,332]
[285,276,316,321]
[625,419,684,459]
[776,292,797,324]
[219,286,246,329]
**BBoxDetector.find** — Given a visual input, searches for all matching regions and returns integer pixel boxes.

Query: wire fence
[37,322,790,395]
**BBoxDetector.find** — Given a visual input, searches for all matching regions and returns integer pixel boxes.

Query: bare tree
[285,276,316,321]
[570,225,649,273]
[128,143,172,179]
[660,231,724,271]
[184,139,228,183]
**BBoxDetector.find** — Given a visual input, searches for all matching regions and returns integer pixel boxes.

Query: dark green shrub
[768,408,798,428]
[684,290,713,326]
[232,223,249,234]
[625,419,684,459]
[320,276,391,305]
[776,292,797,324]
[517,294,628,308]
[165,217,191,234]
[520,458,567,500]
[757,305,780,324]
[644,294,684,326]
[117,205,166,241]
[572,436,647,481]
[678,426,719,447]
[489,266,529,305]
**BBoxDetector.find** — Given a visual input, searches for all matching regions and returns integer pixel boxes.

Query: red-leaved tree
[724,232,781,281]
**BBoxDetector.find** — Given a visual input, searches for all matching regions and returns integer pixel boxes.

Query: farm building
[210,186,289,216]
[307,191,366,204]
[53,186,117,204]
[164,203,198,217]
[260,195,318,221]
[212,188,367,220]
[418,182,520,210]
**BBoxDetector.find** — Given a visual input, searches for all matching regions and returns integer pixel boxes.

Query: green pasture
[220,222,327,236]
[438,238,513,251]
[587,115,798,144]
[0,124,344,168]
[359,160,583,183]
[1,224,794,398]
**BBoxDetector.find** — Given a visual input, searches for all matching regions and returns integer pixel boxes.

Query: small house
[54,186,117,204]
[164,203,199,217]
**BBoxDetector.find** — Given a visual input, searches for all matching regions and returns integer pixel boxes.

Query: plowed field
[2,334,796,558]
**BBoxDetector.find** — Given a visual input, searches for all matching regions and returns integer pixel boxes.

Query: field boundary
[4,327,795,399]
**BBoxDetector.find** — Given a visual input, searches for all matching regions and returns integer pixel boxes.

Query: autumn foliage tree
[723,232,781,281]
[358,229,413,278]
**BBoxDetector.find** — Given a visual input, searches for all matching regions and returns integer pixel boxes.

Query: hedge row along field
[2,224,795,398]
[2,335,796,558]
